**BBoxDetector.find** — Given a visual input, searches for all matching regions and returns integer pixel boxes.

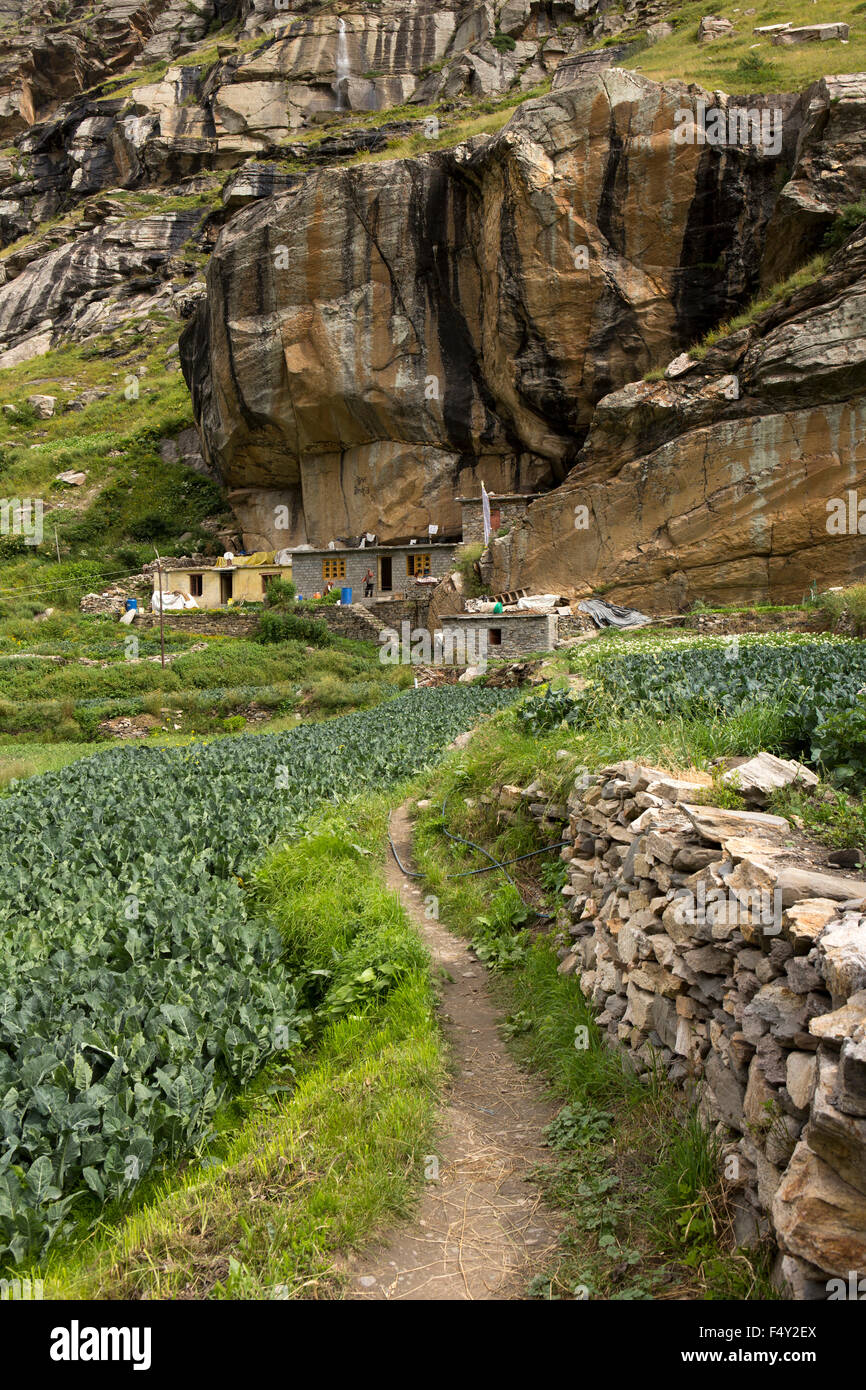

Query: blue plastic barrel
[125,598,138,612]
[340,586,352,605]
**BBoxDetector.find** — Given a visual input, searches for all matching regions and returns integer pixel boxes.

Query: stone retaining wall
[557,613,597,641]
[296,602,387,643]
[134,611,260,638]
[368,597,431,630]
[494,761,866,1298]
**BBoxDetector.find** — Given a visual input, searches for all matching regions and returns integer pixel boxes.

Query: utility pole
[154,546,166,669]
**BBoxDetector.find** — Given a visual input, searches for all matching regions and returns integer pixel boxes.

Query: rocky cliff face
[490,220,866,607]
[182,68,805,547]
[1,0,865,602]
[0,0,654,369]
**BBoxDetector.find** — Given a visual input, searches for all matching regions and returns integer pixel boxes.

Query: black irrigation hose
[387,796,572,922]
[440,791,519,888]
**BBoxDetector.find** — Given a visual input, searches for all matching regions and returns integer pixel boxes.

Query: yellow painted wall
[151,566,290,610]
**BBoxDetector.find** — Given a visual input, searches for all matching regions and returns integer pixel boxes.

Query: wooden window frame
[322,558,346,582]
[406,552,431,577]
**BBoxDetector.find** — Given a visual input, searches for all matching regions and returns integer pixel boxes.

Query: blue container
[125,598,138,612]
[340,586,353,606]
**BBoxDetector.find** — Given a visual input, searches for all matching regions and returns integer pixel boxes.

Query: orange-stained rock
[182,71,801,546]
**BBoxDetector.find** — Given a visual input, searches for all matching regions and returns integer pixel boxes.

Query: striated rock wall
[182,70,794,547]
[0,0,627,228]
[490,224,866,608]
[498,761,866,1297]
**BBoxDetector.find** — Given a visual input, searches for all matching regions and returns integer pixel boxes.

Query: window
[488,628,502,647]
[406,552,431,577]
[189,574,203,597]
[262,573,277,595]
[323,558,346,581]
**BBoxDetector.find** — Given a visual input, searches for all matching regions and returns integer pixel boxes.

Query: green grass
[626,0,866,94]
[0,608,412,741]
[688,254,827,359]
[0,740,108,787]
[38,795,444,1300]
[453,541,488,599]
[345,83,552,165]
[771,783,866,854]
[0,324,229,599]
[811,582,866,636]
[687,602,809,614]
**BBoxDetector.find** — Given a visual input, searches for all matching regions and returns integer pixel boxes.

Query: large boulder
[182,71,792,546]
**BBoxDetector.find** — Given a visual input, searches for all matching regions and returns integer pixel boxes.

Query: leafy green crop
[521,635,866,767]
[811,692,866,793]
[0,685,514,1265]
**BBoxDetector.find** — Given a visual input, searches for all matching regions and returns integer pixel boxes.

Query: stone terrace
[491,755,866,1298]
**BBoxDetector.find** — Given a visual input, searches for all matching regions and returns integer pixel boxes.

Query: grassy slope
[0,613,412,743]
[0,323,227,605]
[0,0,860,610]
[627,0,866,92]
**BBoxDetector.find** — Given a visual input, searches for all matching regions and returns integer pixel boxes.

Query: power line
[0,561,208,602]
[0,566,141,601]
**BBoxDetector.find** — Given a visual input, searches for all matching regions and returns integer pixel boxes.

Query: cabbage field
[521,634,866,763]
[0,685,513,1267]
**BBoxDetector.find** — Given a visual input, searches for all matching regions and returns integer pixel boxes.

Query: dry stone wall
[496,759,866,1298]
[134,610,260,637]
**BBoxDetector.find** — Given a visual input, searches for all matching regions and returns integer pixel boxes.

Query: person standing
[363,567,374,598]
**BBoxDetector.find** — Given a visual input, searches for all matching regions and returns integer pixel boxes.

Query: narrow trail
[342,803,563,1300]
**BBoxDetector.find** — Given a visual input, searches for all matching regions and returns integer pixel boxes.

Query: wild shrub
[259,610,331,646]
[263,576,296,609]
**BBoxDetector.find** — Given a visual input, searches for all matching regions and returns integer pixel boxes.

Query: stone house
[289,541,457,603]
[457,492,542,545]
[439,610,558,661]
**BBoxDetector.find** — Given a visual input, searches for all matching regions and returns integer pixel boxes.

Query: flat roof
[455,493,543,503]
[152,563,290,574]
[442,610,553,621]
[290,542,456,555]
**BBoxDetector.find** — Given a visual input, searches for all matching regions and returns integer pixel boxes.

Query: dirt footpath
[342,803,563,1300]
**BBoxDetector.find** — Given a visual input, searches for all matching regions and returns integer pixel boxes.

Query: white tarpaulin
[516,594,561,611]
[152,590,198,613]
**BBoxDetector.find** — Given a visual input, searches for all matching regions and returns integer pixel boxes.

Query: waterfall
[334,19,350,111]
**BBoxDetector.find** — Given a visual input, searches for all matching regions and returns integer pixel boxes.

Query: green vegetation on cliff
[627,0,866,92]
